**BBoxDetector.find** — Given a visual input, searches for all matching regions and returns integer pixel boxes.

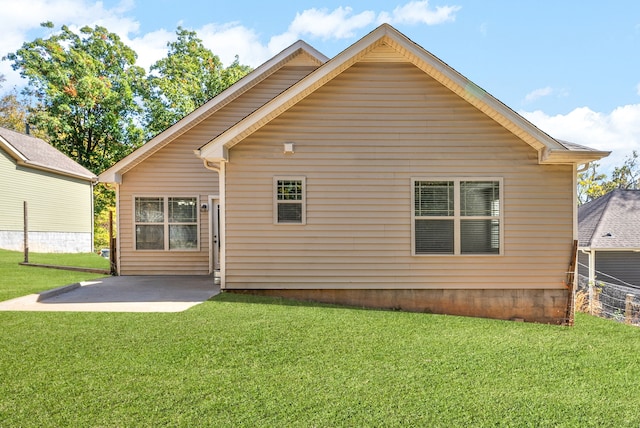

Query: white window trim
[273,176,306,225]
[133,195,201,252]
[411,177,503,256]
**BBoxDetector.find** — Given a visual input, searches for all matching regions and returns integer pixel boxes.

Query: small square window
[274,177,306,224]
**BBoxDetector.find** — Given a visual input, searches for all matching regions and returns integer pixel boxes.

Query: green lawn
[0,250,108,301]
[1,252,640,426]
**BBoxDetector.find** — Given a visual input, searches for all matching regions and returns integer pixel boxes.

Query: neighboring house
[100,24,608,323]
[578,189,640,287]
[0,126,97,253]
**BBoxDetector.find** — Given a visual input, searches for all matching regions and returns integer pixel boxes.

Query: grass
[1,252,640,426]
[25,251,110,270]
[0,250,108,301]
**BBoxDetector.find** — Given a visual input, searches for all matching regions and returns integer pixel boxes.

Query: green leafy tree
[577,162,614,205]
[144,27,252,137]
[0,89,29,133]
[610,150,639,190]
[5,22,146,174]
[577,151,640,205]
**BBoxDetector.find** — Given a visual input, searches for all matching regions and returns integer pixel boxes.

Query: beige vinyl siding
[118,65,317,275]
[0,148,92,233]
[224,61,574,290]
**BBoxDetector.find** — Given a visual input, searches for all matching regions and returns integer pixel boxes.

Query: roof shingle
[0,127,96,181]
[578,189,640,248]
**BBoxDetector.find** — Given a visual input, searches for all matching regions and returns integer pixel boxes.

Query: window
[274,177,305,224]
[135,196,198,250]
[412,179,502,255]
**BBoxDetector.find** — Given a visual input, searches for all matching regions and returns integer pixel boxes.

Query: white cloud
[379,1,462,25]
[524,86,553,103]
[522,105,640,172]
[126,29,174,72]
[0,0,465,89]
[289,7,376,40]
[198,23,270,69]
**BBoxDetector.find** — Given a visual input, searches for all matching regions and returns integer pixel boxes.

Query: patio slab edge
[37,283,81,302]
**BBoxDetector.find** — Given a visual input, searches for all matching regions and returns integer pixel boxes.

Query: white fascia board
[540,148,611,165]
[195,145,228,162]
[0,136,27,162]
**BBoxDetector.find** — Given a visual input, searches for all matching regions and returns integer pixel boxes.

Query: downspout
[202,159,220,173]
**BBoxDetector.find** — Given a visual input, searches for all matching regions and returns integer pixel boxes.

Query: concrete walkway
[0,275,220,312]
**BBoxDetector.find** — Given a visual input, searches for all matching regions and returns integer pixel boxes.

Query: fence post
[625,294,634,325]
[23,201,29,263]
[588,282,594,315]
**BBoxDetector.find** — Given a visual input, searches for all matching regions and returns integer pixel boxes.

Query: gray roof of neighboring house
[0,126,96,181]
[578,189,640,248]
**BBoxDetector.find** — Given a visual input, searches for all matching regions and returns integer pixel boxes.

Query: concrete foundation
[0,230,92,253]
[227,288,571,325]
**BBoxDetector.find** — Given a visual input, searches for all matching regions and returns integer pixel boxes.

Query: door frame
[209,195,220,273]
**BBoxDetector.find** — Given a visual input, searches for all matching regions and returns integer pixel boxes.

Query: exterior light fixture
[283,142,295,154]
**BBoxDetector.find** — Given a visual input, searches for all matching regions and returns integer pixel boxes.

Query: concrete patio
[0,275,220,312]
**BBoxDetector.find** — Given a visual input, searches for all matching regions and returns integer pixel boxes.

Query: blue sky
[2,0,640,171]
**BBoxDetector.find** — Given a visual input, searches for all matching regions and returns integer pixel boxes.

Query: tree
[5,22,146,174]
[0,90,29,133]
[143,27,252,137]
[610,150,639,190]
[577,162,614,205]
[577,151,640,205]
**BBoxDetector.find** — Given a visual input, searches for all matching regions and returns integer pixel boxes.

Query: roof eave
[2,136,97,181]
[0,137,28,162]
[540,148,611,165]
[22,159,97,182]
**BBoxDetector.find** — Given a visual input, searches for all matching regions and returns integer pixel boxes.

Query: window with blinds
[412,179,502,255]
[135,196,198,250]
[274,177,306,224]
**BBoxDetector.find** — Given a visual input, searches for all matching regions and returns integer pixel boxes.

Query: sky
[1,0,639,172]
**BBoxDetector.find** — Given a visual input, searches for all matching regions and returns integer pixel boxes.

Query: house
[0,126,97,253]
[578,189,640,287]
[99,24,608,323]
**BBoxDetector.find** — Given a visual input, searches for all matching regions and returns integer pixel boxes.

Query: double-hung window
[135,196,198,250]
[274,177,306,224]
[412,178,502,255]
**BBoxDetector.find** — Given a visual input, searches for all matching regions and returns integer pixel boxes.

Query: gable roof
[198,24,609,165]
[579,189,640,249]
[0,126,96,181]
[99,40,329,183]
